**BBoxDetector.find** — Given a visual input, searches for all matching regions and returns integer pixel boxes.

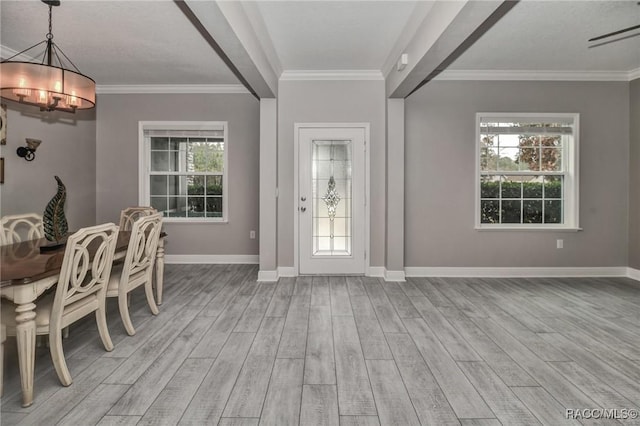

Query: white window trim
[474,112,580,231]
[138,121,229,223]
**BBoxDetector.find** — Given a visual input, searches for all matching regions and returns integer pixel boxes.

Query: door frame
[293,122,371,276]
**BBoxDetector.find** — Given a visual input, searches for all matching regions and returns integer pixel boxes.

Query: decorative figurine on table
[41,175,69,251]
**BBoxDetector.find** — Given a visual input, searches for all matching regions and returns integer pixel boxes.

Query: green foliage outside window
[149,134,225,219]
[189,140,224,173]
[480,180,562,224]
[480,126,564,225]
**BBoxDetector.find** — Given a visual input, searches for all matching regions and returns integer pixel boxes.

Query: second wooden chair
[118,206,157,232]
[107,213,163,335]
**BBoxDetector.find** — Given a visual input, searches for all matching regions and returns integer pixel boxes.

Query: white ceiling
[448,0,640,72]
[0,0,638,87]
[255,1,419,70]
[0,0,240,85]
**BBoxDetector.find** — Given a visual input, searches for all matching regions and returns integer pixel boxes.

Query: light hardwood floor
[1,264,640,425]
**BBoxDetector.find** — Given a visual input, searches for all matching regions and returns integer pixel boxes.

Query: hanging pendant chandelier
[0,0,95,113]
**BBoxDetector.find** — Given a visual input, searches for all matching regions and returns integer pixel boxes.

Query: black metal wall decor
[16,138,42,161]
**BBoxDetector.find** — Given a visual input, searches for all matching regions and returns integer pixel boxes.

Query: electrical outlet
[557,239,563,249]
[250,230,256,240]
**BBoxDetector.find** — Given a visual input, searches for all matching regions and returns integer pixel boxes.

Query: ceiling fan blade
[588,24,640,42]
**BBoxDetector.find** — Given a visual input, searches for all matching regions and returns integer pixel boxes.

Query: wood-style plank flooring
[2,265,640,425]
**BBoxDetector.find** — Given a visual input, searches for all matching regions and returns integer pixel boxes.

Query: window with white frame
[476,113,579,229]
[139,121,228,221]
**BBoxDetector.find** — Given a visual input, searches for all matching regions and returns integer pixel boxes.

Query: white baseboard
[261,266,400,281]
[404,266,628,278]
[165,255,259,264]
[384,270,406,282]
[257,270,279,282]
[367,267,385,277]
[366,267,405,282]
[165,260,636,281]
[278,267,297,277]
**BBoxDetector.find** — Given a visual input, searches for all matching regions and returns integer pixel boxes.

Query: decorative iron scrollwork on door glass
[312,140,352,256]
[322,176,340,220]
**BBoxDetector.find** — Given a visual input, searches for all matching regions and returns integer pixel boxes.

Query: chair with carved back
[118,207,157,232]
[107,213,162,335]
[1,223,119,386]
[0,213,44,245]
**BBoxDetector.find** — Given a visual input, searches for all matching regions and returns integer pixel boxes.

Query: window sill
[475,226,582,232]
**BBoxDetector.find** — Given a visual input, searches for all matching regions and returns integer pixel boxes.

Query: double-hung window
[476,113,579,229]
[139,121,228,222]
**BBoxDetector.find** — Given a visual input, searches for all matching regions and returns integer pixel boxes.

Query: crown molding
[279,70,384,81]
[434,69,638,82]
[96,84,250,95]
[1,44,35,61]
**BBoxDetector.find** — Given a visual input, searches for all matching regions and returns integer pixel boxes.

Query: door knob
[301,196,306,201]
[300,207,307,212]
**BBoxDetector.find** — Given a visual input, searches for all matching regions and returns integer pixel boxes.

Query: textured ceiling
[448,0,640,72]
[256,1,420,70]
[0,0,638,87]
[0,0,240,85]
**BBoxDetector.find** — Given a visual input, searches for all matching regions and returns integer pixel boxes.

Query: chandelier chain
[46,4,53,40]
[0,0,97,112]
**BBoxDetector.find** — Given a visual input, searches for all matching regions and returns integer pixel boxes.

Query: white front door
[297,125,366,274]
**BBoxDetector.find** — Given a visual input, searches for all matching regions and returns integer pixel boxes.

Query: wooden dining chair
[0,213,44,245]
[1,223,119,386]
[107,213,162,335]
[118,206,157,232]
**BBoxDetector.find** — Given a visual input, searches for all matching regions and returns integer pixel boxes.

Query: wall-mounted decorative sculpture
[43,175,68,245]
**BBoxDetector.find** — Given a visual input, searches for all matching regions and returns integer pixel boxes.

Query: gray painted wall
[405,81,630,267]
[630,79,640,269]
[277,80,386,268]
[1,104,96,230]
[96,93,260,256]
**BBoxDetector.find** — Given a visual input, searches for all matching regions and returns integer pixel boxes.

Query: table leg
[15,302,37,407]
[155,238,165,305]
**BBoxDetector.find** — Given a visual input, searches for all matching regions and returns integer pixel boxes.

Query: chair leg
[49,328,72,386]
[1,324,5,397]
[145,280,160,316]
[119,293,136,336]
[96,302,114,351]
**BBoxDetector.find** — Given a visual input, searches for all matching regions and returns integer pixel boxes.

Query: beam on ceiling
[386,0,518,99]
[176,0,279,99]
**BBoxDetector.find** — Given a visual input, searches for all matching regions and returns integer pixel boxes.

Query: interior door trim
[293,122,370,276]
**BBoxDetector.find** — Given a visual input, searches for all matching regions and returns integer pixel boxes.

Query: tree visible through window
[140,122,228,221]
[476,114,579,229]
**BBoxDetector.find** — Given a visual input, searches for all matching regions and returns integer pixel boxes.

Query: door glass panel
[312,140,352,256]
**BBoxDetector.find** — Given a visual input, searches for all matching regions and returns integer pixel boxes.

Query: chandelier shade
[0,1,95,113]
[0,62,96,112]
